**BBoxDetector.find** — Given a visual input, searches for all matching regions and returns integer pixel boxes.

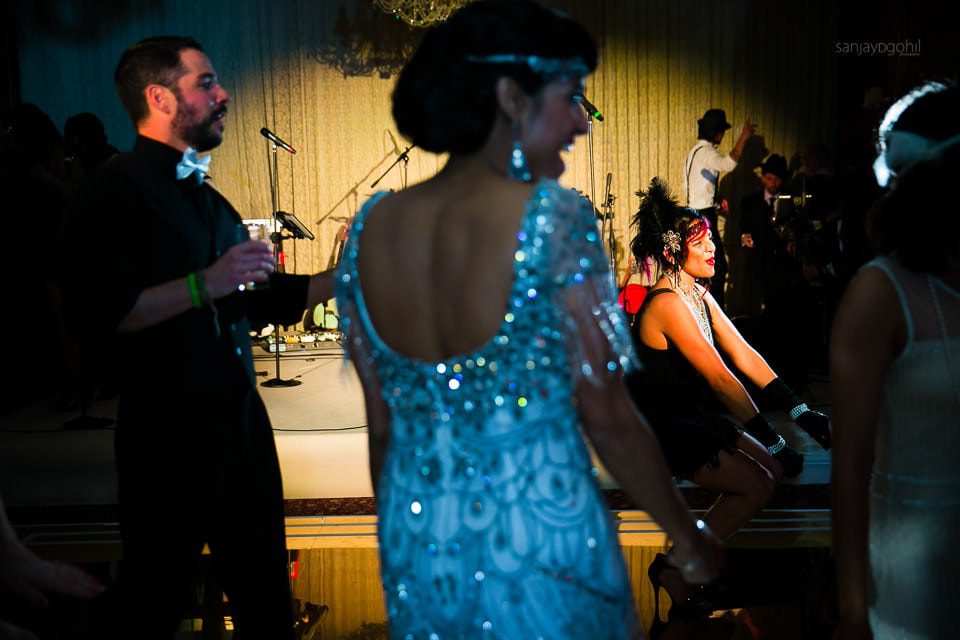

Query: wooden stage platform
[1,343,835,638]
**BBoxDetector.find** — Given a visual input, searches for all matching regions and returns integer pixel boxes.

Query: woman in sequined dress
[832,82,960,640]
[626,179,830,613]
[333,2,718,638]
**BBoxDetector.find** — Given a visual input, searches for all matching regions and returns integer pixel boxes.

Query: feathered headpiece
[631,177,705,280]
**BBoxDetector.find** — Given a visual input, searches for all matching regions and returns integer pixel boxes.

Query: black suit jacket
[59,136,307,506]
[739,190,798,297]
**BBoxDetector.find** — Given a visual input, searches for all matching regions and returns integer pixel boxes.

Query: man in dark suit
[60,37,332,639]
[738,153,811,387]
[740,153,797,305]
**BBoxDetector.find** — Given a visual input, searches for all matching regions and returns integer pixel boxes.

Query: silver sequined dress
[864,256,960,639]
[335,180,639,639]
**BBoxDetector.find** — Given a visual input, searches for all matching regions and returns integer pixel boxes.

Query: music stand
[275,211,315,240]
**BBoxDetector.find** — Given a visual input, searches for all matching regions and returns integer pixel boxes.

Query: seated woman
[625,178,830,617]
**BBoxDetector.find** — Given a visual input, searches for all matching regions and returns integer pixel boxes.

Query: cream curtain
[18,0,836,311]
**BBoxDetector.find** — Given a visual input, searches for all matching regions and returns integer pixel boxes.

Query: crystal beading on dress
[335,180,640,638]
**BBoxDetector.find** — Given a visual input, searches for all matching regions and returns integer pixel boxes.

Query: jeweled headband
[877,131,960,187]
[873,81,956,187]
[464,54,589,79]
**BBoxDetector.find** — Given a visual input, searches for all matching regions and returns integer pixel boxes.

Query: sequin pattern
[336,180,638,639]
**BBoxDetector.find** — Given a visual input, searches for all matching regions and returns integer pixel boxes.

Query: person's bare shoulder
[643,287,685,325]
[833,265,904,356]
[839,266,900,319]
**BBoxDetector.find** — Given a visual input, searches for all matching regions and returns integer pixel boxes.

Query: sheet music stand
[275,211,315,240]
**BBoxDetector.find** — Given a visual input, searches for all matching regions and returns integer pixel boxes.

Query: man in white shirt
[682,108,755,309]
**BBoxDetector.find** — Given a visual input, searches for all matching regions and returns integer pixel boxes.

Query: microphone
[260,127,296,154]
[603,172,613,210]
[576,94,604,121]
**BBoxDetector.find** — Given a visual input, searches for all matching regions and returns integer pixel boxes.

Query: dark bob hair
[869,143,960,274]
[392,0,597,155]
[868,82,960,274]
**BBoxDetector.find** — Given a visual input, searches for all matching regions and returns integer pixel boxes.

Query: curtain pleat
[18,0,836,302]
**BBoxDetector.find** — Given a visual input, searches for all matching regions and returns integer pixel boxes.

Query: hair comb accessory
[661,230,681,254]
[465,54,589,79]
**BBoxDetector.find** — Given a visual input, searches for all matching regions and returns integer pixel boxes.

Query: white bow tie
[176,147,211,184]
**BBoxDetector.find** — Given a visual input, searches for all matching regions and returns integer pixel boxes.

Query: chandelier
[372,0,473,28]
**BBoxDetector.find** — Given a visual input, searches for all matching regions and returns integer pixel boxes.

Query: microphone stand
[586,117,597,225]
[600,176,617,277]
[262,139,300,388]
[583,110,617,275]
[370,145,415,189]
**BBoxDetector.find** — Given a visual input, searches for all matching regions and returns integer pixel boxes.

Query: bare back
[357,173,535,362]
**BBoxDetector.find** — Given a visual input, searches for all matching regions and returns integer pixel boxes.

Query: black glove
[743,414,804,479]
[794,409,831,450]
[761,378,831,450]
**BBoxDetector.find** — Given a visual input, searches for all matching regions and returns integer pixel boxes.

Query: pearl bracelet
[767,435,787,455]
[789,403,810,421]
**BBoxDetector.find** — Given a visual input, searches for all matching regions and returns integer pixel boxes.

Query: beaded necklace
[675,282,713,345]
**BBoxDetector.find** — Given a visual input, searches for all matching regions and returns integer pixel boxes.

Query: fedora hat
[697,108,732,133]
[760,153,791,179]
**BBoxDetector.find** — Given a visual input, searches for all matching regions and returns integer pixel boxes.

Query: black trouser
[108,393,294,639]
[698,207,728,310]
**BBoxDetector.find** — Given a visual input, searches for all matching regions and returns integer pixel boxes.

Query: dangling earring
[668,259,682,290]
[508,121,532,182]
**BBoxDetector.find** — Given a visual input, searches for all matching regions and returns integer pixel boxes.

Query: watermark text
[835,39,920,56]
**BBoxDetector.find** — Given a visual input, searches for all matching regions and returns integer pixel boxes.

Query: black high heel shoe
[647,554,670,639]
[647,553,714,632]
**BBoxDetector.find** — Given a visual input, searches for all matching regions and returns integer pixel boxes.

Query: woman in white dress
[832,81,960,639]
